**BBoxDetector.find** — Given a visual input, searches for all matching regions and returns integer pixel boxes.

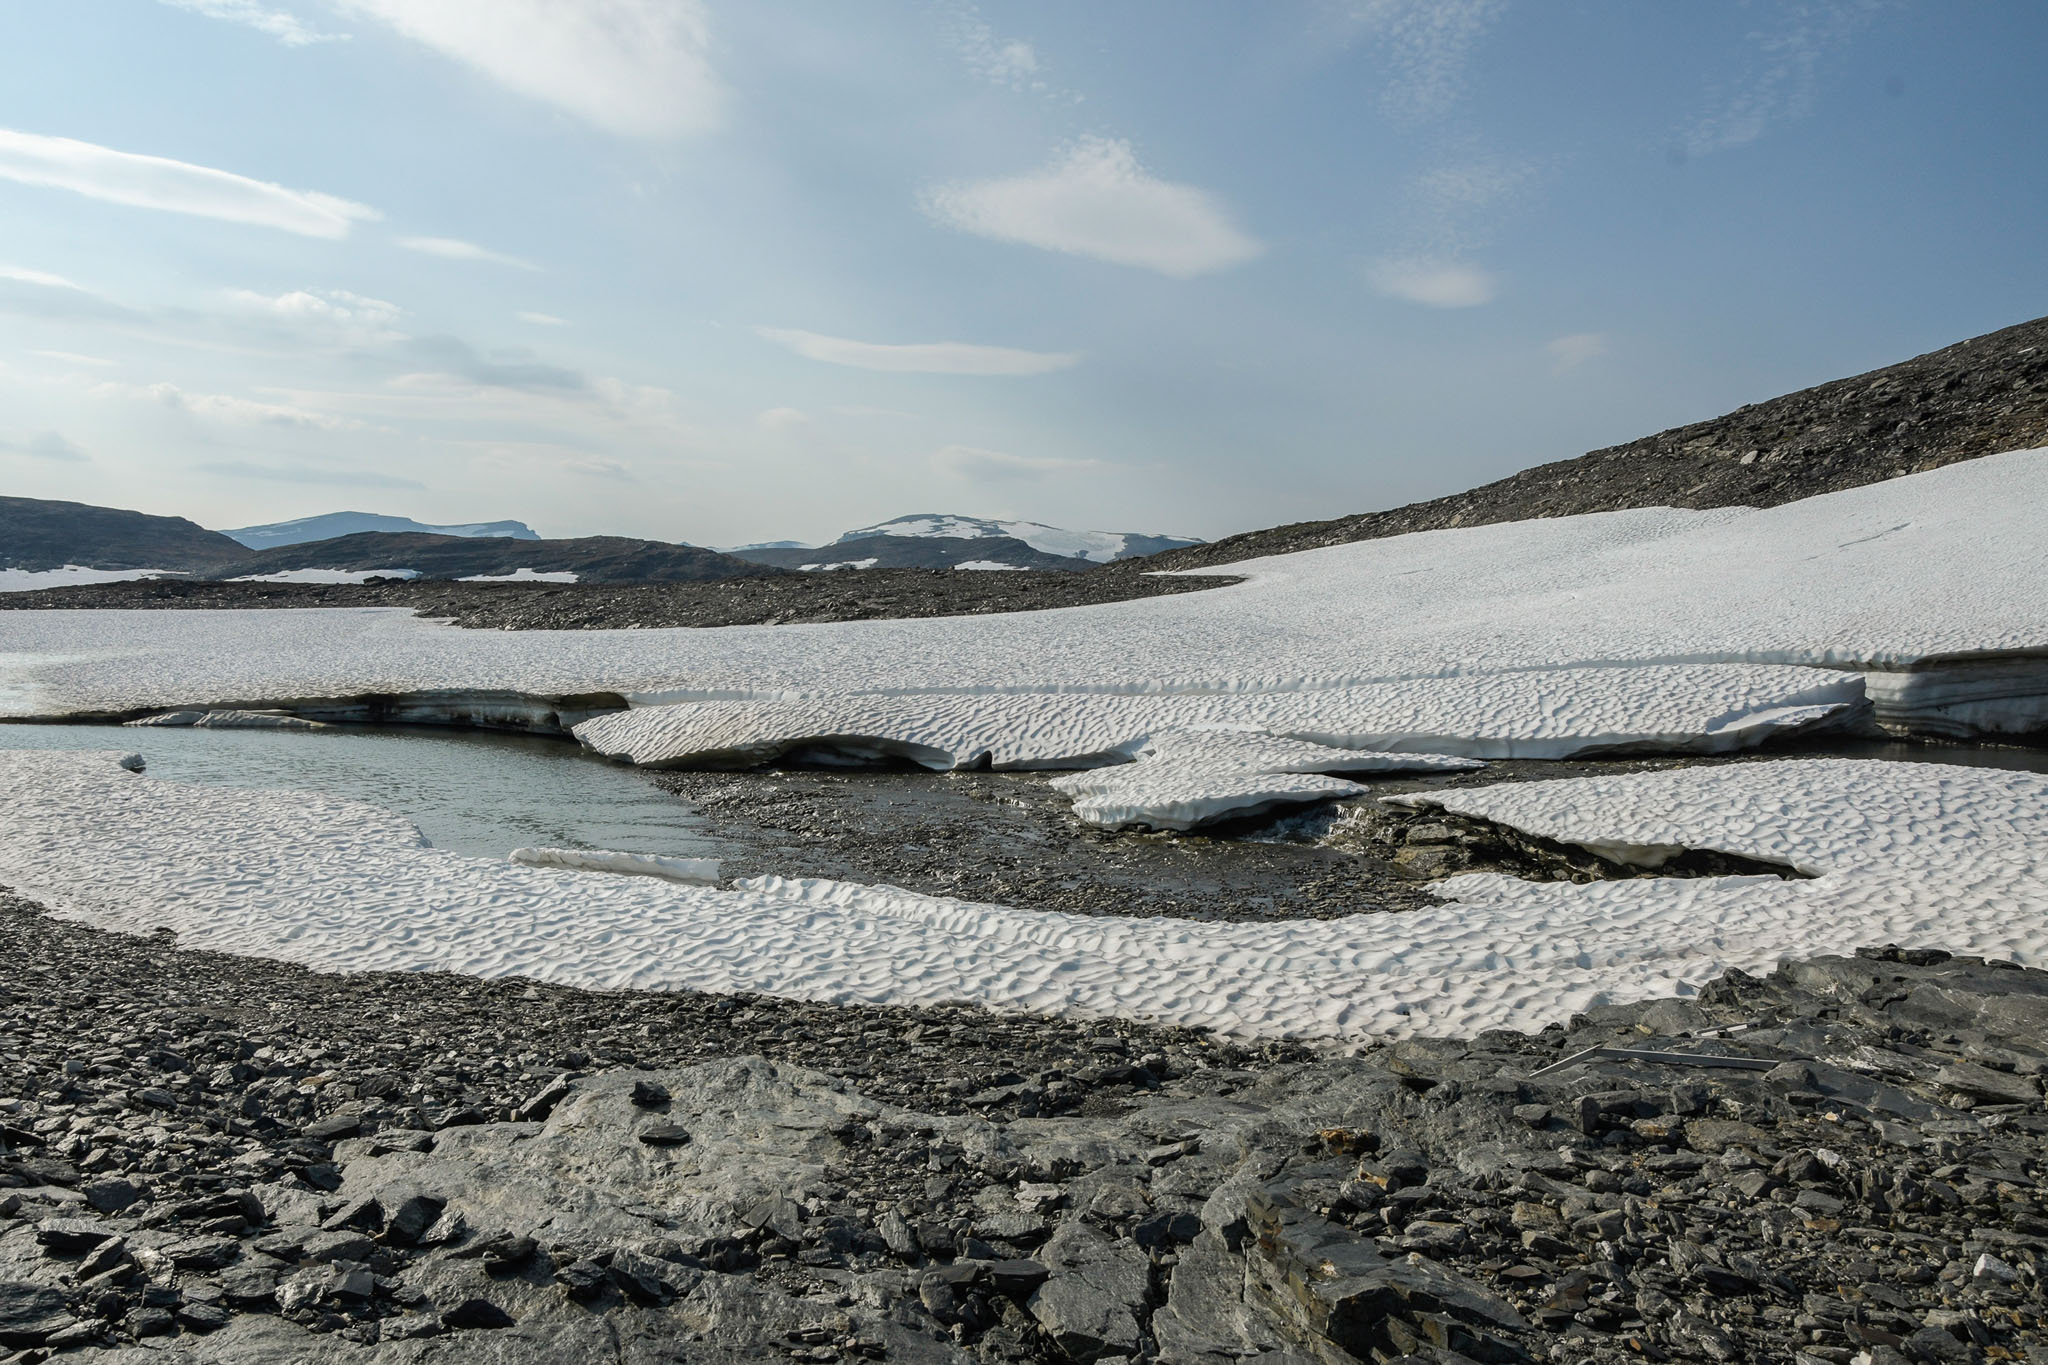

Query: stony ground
[0,568,1228,631]
[2,878,2043,1365]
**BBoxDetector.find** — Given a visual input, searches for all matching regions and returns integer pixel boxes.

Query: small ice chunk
[509,847,721,885]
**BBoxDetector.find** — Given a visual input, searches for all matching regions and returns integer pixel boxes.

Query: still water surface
[0,723,729,861]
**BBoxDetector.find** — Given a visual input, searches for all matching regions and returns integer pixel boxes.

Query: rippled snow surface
[3,750,2041,1041]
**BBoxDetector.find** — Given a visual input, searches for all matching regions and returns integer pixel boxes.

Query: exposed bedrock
[3,947,2043,1362]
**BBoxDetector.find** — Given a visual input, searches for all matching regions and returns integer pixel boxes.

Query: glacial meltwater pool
[0,723,731,863]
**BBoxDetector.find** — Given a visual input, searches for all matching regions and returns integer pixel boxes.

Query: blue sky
[1,1,2043,546]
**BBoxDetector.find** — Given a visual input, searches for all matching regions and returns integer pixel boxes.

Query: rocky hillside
[216,533,779,585]
[1140,312,2048,571]
[0,497,248,573]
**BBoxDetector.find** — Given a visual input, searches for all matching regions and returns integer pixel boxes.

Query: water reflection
[0,723,729,862]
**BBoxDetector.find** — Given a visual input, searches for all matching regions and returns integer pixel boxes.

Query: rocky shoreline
[3,885,2042,1364]
[0,568,1231,632]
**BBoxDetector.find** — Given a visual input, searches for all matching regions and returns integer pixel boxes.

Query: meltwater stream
[0,723,731,863]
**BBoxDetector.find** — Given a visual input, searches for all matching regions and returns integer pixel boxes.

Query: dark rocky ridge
[0,499,246,575]
[1,887,2041,1363]
[0,567,1229,629]
[211,531,777,585]
[1134,312,2048,573]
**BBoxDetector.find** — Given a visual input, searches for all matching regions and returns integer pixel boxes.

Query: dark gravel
[0,568,1232,631]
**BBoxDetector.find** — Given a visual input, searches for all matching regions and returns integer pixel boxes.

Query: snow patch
[0,566,183,593]
[230,569,420,585]
[2,750,2042,1040]
[1047,729,1483,830]
[954,560,1028,572]
[458,569,579,583]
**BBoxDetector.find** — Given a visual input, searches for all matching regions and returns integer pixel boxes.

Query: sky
[1,2,2044,547]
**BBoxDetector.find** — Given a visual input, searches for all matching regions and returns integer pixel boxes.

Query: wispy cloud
[517,311,569,327]
[756,327,1079,376]
[399,236,539,270]
[158,0,345,47]
[334,0,724,138]
[107,380,368,431]
[0,264,137,321]
[921,136,1263,278]
[940,0,1069,99]
[0,430,89,463]
[933,445,1100,481]
[399,335,586,392]
[1325,0,1507,122]
[1365,257,1496,308]
[198,458,423,488]
[1681,0,1887,157]
[228,287,408,347]
[0,129,378,237]
[756,406,809,431]
[31,350,117,368]
[1545,332,1607,373]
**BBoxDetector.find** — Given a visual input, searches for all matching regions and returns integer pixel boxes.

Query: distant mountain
[221,511,542,550]
[733,534,1093,573]
[217,532,779,584]
[724,514,1204,572]
[836,515,1201,563]
[0,495,248,572]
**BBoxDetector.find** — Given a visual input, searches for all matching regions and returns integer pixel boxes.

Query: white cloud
[517,311,570,326]
[1365,256,1497,307]
[942,1,1053,93]
[1328,0,1506,121]
[1682,0,1885,157]
[1545,332,1607,373]
[1,431,89,462]
[31,350,117,368]
[932,445,1100,481]
[0,128,378,237]
[756,327,1079,377]
[756,406,809,431]
[921,136,1263,278]
[228,287,408,347]
[107,380,367,431]
[399,236,539,270]
[158,0,345,46]
[335,0,724,138]
[0,264,87,292]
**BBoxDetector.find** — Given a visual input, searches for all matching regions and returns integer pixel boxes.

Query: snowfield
[0,750,2040,1040]
[0,566,182,593]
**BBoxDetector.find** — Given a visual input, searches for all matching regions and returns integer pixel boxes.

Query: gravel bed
[0,569,1231,631]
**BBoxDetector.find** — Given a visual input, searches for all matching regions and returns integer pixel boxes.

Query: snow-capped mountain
[832,515,1201,563]
[220,512,541,550]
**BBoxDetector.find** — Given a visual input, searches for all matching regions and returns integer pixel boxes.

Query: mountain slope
[1136,312,2048,572]
[222,511,540,549]
[0,496,249,572]
[834,515,1201,563]
[217,532,779,584]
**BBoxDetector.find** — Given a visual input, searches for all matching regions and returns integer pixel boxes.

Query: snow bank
[0,566,181,593]
[460,569,578,583]
[230,569,421,584]
[573,664,1863,767]
[1,451,2042,756]
[1046,729,1482,830]
[2,750,2040,1040]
